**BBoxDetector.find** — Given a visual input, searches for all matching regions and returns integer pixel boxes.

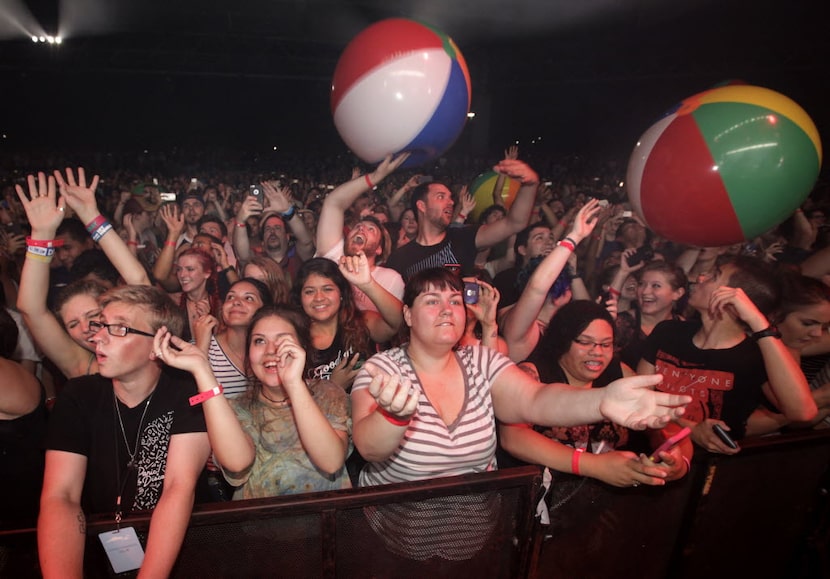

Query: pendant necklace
[113,390,155,470]
[260,388,291,406]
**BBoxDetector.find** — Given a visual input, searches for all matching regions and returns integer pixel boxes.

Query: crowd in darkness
[1,143,828,576]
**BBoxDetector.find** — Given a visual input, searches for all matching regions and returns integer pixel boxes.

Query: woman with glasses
[500,300,691,487]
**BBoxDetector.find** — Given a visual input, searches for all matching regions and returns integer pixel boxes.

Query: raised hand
[493,159,539,186]
[567,198,602,242]
[53,167,100,223]
[236,193,263,223]
[158,203,185,240]
[261,181,293,214]
[15,172,65,238]
[368,152,411,185]
[339,252,372,287]
[458,186,476,217]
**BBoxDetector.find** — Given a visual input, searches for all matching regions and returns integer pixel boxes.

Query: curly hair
[292,257,372,356]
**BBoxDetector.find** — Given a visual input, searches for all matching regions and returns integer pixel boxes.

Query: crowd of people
[1,145,828,575]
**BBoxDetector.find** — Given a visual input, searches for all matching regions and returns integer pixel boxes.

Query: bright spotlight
[55,36,62,44]
[46,35,54,44]
[31,35,38,42]
[38,36,45,42]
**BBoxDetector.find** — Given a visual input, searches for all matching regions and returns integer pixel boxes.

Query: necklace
[113,390,155,470]
[259,388,290,406]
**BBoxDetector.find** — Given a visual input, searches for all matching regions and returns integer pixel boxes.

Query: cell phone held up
[626,245,654,268]
[248,185,263,201]
[463,282,480,305]
[648,426,691,462]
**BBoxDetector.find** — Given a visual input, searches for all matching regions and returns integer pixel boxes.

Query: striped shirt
[207,335,249,399]
[353,344,511,560]
[354,344,512,487]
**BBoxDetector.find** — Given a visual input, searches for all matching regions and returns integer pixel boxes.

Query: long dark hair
[534,300,615,362]
[292,257,372,356]
[244,304,311,398]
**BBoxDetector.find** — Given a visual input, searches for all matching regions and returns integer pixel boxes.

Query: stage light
[31,35,38,42]
[38,36,45,42]
[46,35,54,43]
[55,36,61,44]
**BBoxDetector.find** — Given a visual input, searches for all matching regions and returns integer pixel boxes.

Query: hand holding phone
[648,427,691,462]
[712,424,738,449]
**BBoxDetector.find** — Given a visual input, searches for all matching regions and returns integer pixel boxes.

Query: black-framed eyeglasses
[89,320,155,338]
[572,337,614,351]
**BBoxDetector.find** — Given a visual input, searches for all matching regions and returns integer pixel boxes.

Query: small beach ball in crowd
[626,85,822,247]
[469,171,520,221]
[331,18,472,169]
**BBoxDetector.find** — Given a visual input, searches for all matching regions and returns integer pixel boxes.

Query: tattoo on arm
[77,511,86,534]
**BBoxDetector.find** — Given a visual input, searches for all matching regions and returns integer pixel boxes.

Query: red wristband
[364,174,375,190]
[26,236,64,248]
[572,448,585,475]
[607,287,622,297]
[377,406,411,427]
[556,239,576,252]
[189,384,224,406]
[126,240,139,246]
[164,240,176,248]
[85,214,107,233]
[234,220,247,228]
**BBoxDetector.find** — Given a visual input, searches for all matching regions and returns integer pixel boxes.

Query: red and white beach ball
[331,18,472,168]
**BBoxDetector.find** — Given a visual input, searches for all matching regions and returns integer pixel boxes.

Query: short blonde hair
[100,285,185,337]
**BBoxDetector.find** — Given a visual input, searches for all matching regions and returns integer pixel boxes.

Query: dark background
[1,0,827,166]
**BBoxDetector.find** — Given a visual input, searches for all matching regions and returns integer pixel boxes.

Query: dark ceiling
[1,0,827,161]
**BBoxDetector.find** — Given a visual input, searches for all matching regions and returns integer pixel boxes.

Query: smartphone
[648,427,692,462]
[5,221,23,236]
[543,181,553,187]
[712,424,738,449]
[160,192,177,202]
[248,185,262,200]
[621,210,633,218]
[463,282,480,305]
[626,245,655,268]
[418,175,434,184]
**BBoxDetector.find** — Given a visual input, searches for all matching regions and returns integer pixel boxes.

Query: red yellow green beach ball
[626,85,822,247]
[468,171,520,221]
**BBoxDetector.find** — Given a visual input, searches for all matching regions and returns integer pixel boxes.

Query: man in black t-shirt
[386,159,540,282]
[39,285,210,578]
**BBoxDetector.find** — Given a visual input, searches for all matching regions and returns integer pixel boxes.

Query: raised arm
[152,203,186,291]
[232,196,263,263]
[55,168,150,286]
[317,154,409,257]
[261,181,314,261]
[15,173,94,378]
[475,159,539,250]
[710,286,816,421]
[502,199,601,361]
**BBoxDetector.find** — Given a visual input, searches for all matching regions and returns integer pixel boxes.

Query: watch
[750,325,782,341]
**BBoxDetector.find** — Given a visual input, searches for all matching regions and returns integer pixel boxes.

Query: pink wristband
[377,406,411,427]
[572,448,585,475]
[189,384,224,406]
